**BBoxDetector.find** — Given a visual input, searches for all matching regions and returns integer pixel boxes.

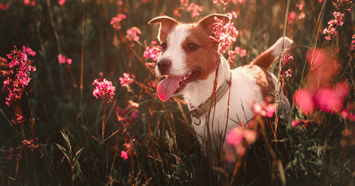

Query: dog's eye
[188,43,199,51]
[161,43,167,51]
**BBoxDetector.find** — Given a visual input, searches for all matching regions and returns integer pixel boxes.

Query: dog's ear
[198,14,230,36]
[149,16,178,42]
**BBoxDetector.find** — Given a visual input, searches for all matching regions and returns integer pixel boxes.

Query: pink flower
[293,89,315,115]
[58,54,72,65]
[110,14,126,30]
[288,11,296,24]
[228,47,246,64]
[187,3,203,18]
[323,11,344,40]
[243,130,257,144]
[24,0,36,6]
[252,102,276,118]
[292,119,309,127]
[314,88,343,113]
[296,2,305,11]
[58,54,66,65]
[281,52,293,67]
[350,34,355,50]
[210,16,239,54]
[17,115,24,121]
[126,27,141,42]
[92,78,116,100]
[0,3,9,10]
[59,0,66,5]
[226,127,257,155]
[2,47,36,107]
[120,150,128,160]
[119,73,135,88]
[130,109,139,119]
[285,69,293,77]
[213,0,232,5]
[144,41,162,61]
[226,128,244,147]
[22,46,36,57]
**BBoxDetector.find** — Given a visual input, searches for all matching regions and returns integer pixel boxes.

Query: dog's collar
[190,80,230,124]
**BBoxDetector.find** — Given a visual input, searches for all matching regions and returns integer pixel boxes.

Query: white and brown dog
[149,14,292,148]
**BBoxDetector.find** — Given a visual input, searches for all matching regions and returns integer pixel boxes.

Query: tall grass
[0,0,354,185]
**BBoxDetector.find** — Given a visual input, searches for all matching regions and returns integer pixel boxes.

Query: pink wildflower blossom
[144,41,162,62]
[293,89,315,115]
[110,14,126,30]
[5,148,21,160]
[314,83,348,113]
[210,15,239,54]
[281,52,293,67]
[228,46,246,64]
[24,0,36,6]
[1,47,36,107]
[226,127,257,155]
[350,35,355,50]
[292,119,309,127]
[58,54,72,65]
[92,78,116,100]
[323,11,344,40]
[296,1,305,11]
[119,73,135,89]
[232,0,247,3]
[288,11,297,24]
[21,137,43,152]
[22,46,36,56]
[213,0,246,5]
[59,0,66,5]
[0,3,9,10]
[187,3,203,18]
[285,69,293,77]
[126,27,141,42]
[120,150,128,160]
[340,109,354,121]
[253,101,276,118]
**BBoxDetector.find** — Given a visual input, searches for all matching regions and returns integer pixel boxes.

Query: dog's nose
[157,59,171,75]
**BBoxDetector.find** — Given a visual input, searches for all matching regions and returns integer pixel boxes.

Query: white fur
[155,25,190,76]
[271,37,293,57]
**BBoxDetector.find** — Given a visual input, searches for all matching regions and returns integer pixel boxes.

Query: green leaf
[60,130,72,154]
[73,147,84,168]
[55,143,70,162]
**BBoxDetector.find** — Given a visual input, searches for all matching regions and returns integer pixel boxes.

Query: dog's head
[149,14,229,101]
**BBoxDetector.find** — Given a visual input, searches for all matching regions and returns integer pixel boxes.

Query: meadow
[0,0,354,185]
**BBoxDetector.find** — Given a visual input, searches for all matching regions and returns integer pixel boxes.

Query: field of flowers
[0,0,354,185]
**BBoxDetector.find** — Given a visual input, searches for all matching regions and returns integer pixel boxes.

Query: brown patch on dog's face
[244,65,275,99]
[181,14,229,80]
[182,24,219,80]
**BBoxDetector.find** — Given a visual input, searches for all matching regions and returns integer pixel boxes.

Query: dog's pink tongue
[157,76,183,101]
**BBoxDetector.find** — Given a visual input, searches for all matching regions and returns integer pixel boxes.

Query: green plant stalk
[80,2,86,127]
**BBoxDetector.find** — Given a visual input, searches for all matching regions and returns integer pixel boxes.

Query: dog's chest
[190,66,267,142]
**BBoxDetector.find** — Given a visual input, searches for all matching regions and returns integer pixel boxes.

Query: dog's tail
[250,37,293,69]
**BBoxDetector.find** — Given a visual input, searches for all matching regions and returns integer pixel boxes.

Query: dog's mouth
[157,69,201,101]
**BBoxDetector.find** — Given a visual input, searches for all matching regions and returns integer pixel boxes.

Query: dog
[149,14,292,149]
